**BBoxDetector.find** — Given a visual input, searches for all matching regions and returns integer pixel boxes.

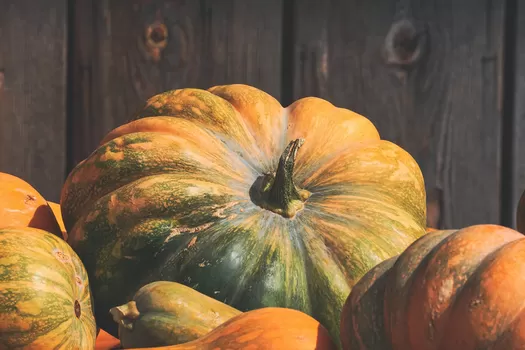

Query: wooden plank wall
[510,0,524,228]
[0,1,68,201]
[70,0,283,166]
[293,0,506,229]
[0,0,520,230]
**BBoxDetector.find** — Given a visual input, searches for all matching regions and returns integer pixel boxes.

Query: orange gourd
[0,172,63,238]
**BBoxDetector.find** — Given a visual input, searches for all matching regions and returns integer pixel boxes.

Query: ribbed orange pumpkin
[341,224,525,350]
[0,172,63,238]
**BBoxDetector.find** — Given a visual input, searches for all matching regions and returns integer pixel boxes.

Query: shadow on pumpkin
[316,323,338,350]
[27,204,62,237]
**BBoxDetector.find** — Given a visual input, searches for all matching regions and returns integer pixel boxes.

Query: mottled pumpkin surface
[61,84,427,341]
[0,227,96,349]
[0,172,62,238]
[341,224,525,350]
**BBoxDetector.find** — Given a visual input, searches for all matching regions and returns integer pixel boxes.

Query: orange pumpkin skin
[340,224,525,350]
[126,307,336,350]
[0,172,62,238]
[95,330,121,350]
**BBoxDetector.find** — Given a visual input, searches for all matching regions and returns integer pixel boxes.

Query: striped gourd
[0,227,96,348]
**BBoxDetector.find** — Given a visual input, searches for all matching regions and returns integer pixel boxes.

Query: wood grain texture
[293,0,505,229]
[0,1,67,201]
[510,0,524,229]
[69,0,283,169]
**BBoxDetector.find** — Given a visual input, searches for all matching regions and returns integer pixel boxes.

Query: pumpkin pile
[2,84,524,350]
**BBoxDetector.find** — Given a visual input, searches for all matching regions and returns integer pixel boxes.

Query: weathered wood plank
[0,1,68,201]
[70,0,283,168]
[509,0,525,229]
[293,0,505,229]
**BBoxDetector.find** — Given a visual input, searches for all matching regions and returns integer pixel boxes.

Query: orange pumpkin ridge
[341,224,525,349]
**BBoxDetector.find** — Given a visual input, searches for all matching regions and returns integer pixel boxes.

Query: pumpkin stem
[250,139,311,218]
[109,301,140,331]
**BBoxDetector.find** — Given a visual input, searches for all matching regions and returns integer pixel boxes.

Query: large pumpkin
[340,224,525,350]
[61,84,427,340]
[0,172,63,238]
[0,227,97,348]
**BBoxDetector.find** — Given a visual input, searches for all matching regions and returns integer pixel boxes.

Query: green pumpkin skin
[110,281,241,348]
[62,84,427,342]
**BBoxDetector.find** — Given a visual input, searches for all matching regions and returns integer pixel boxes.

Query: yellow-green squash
[0,227,96,348]
[110,281,241,348]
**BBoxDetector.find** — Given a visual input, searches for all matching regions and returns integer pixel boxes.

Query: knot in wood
[145,22,168,61]
[383,19,426,68]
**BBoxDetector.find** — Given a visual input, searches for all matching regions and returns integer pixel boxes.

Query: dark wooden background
[0,0,522,230]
